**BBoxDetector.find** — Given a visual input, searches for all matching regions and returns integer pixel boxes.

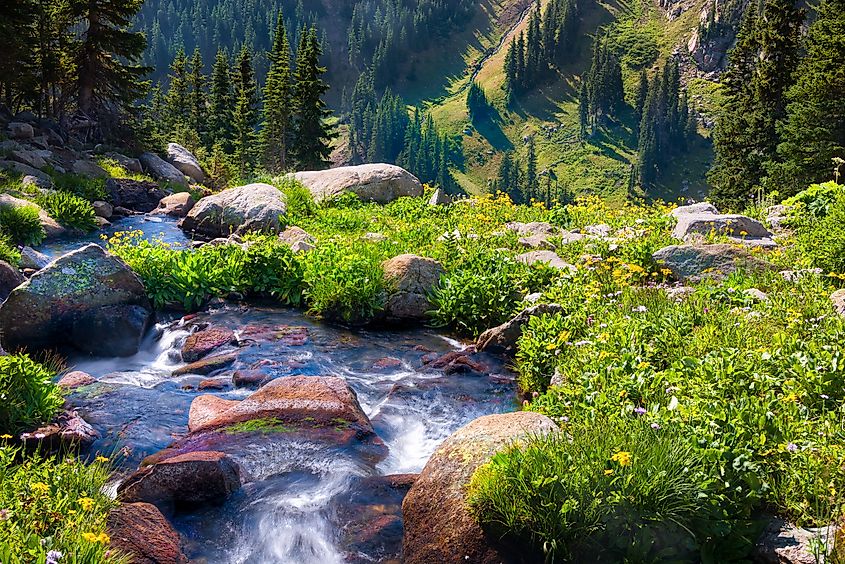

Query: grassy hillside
[421,0,718,202]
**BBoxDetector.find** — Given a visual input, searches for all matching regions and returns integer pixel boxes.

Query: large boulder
[106,152,143,174]
[140,152,188,187]
[294,163,423,204]
[6,122,34,140]
[71,159,109,179]
[669,202,719,218]
[166,143,205,184]
[515,250,576,272]
[106,178,167,213]
[0,160,52,185]
[0,260,24,301]
[0,193,65,239]
[19,246,50,270]
[382,254,444,321]
[187,375,374,437]
[402,412,557,564]
[152,192,195,218]
[11,148,50,170]
[108,502,188,564]
[0,244,153,356]
[181,326,235,363]
[118,450,241,511]
[477,303,564,355]
[672,212,772,241]
[653,244,774,283]
[180,183,287,238]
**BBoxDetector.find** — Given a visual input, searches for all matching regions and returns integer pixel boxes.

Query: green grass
[0,354,64,436]
[0,204,45,246]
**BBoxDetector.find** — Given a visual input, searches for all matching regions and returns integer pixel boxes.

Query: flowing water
[46,216,518,563]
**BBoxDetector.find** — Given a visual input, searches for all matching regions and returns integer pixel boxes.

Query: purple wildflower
[46,550,62,564]
[786,443,798,452]
[650,423,661,430]
[634,407,647,416]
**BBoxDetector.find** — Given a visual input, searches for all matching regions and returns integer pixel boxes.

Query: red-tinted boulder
[57,370,96,389]
[181,327,235,363]
[172,352,237,376]
[108,502,188,564]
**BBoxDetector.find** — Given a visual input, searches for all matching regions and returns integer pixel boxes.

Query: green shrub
[302,241,385,325]
[52,173,107,202]
[0,204,45,246]
[430,252,525,337]
[37,191,97,232]
[467,418,724,562]
[783,181,844,218]
[793,191,845,274]
[275,177,316,222]
[0,354,64,435]
[515,313,574,393]
[0,448,127,564]
[240,235,304,304]
[0,231,21,265]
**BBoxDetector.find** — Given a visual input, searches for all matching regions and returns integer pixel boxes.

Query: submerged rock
[172,352,237,376]
[652,244,774,283]
[477,303,564,355]
[294,163,423,204]
[382,254,444,321]
[180,183,287,238]
[108,502,188,564]
[181,326,235,363]
[0,244,153,356]
[402,411,556,564]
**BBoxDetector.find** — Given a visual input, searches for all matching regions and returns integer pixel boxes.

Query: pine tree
[292,27,336,170]
[74,0,149,117]
[524,137,538,202]
[467,80,488,121]
[634,68,648,123]
[261,14,293,173]
[208,48,234,151]
[578,79,589,139]
[232,46,259,177]
[771,0,845,194]
[187,48,207,147]
[164,49,190,137]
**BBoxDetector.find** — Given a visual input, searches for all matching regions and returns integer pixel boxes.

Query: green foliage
[277,178,317,223]
[430,251,525,337]
[793,189,845,274]
[0,204,45,246]
[0,354,64,436]
[783,181,844,218]
[0,448,126,564]
[37,191,97,232]
[467,419,721,562]
[0,232,21,265]
[240,235,304,304]
[302,242,386,325]
[515,313,574,393]
[52,174,108,202]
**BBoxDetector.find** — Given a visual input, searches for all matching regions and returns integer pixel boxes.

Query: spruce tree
[771,0,845,194]
[525,137,538,202]
[187,48,207,147]
[232,46,259,177]
[208,49,234,151]
[292,27,336,170]
[74,0,149,116]
[261,14,293,173]
[164,49,190,138]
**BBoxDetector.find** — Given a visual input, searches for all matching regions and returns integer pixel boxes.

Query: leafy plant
[37,191,97,232]
[0,204,45,246]
[0,231,21,265]
[0,354,64,435]
[793,191,845,275]
[52,173,107,202]
[275,176,316,222]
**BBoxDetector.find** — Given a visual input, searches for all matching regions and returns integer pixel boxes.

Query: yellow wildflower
[31,482,50,494]
[82,532,99,543]
[95,455,109,463]
[611,451,632,467]
[604,469,614,476]
[78,497,95,511]
[0,434,12,440]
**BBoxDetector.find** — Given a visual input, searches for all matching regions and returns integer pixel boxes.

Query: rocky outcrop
[118,450,241,511]
[0,244,153,356]
[0,160,52,185]
[754,518,838,564]
[382,254,444,321]
[429,188,451,206]
[181,326,235,363]
[180,183,287,238]
[0,260,24,301]
[106,178,167,213]
[106,152,143,174]
[166,143,205,184]
[108,502,188,564]
[294,164,423,204]
[653,244,774,282]
[673,213,772,241]
[669,202,719,218]
[71,159,108,178]
[7,122,34,140]
[279,226,316,252]
[0,194,66,239]
[152,192,195,218]
[12,148,50,170]
[506,221,584,250]
[477,303,563,355]
[402,412,557,564]
[140,152,188,187]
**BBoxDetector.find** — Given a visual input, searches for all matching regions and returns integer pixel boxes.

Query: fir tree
[261,14,293,173]
[292,27,336,170]
[467,80,489,121]
[164,49,190,137]
[187,49,207,147]
[232,46,259,177]
[524,137,538,202]
[208,48,234,151]
[578,79,589,139]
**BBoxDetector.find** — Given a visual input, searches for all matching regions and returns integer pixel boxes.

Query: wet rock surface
[108,502,189,564]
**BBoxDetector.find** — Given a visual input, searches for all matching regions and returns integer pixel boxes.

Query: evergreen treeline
[579,34,624,132]
[0,0,148,137]
[467,81,491,122]
[147,16,336,182]
[504,0,579,102]
[636,61,697,189]
[709,0,845,207]
[491,137,574,206]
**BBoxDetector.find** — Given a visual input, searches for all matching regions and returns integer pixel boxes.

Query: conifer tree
[261,14,293,173]
[232,46,259,177]
[292,27,336,170]
[578,79,589,139]
[770,0,845,194]
[74,0,149,116]
[524,137,538,202]
[208,48,234,151]
[164,49,190,137]
[187,48,207,146]
[634,68,648,123]
[467,80,489,121]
